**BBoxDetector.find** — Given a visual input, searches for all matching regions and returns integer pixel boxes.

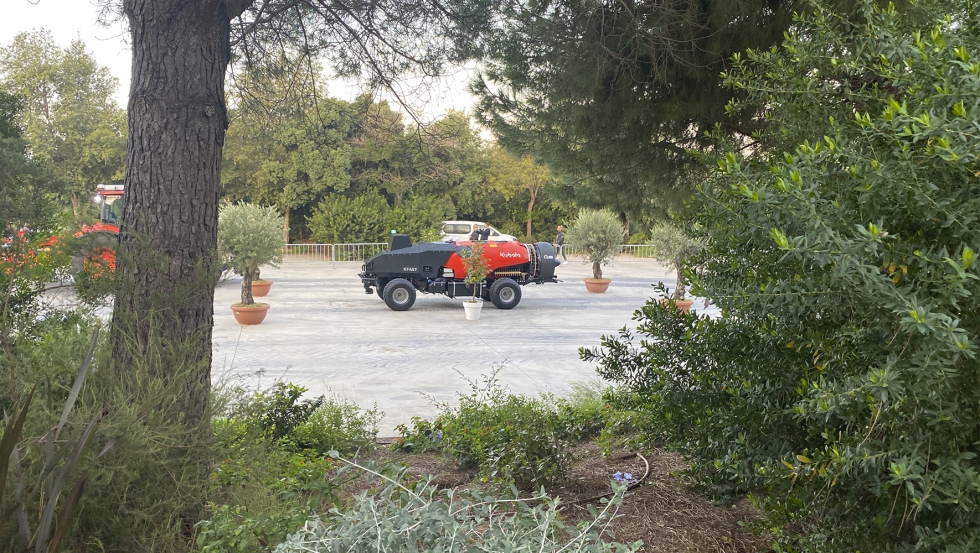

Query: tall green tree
[589,1,980,550]
[0,91,62,404]
[223,57,353,242]
[487,147,553,240]
[84,0,496,542]
[471,0,798,220]
[0,30,126,224]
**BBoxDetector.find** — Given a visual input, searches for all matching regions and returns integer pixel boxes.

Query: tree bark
[282,208,291,244]
[525,188,536,241]
[675,265,686,301]
[70,193,80,225]
[241,268,255,305]
[111,0,248,424]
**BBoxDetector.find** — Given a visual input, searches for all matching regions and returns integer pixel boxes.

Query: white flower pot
[463,299,483,320]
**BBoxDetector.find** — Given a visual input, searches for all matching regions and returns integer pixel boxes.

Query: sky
[0,0,479,120]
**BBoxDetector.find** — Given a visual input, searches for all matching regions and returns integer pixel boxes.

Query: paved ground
[212,256,717,433]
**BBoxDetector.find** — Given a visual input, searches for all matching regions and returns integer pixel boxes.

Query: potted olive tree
[460,241,490,320]
[647,222,705,313]
[565,209,625,293]
[218,203,285,324]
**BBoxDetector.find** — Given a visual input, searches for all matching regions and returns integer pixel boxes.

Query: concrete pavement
[212,256,716,433]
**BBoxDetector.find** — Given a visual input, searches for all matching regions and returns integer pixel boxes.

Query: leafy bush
[218,202,284,305]
[197,453,341,553]
[274,457,640,553]
[199,382,378,552]
[307,194,389,244]
[565,209,624,279]
[553,382,612,443]
[626,232,649,245]
[395,373,570,488]
[287,398,382,456]
[384,195,455,242]
[308,193,453,243]
[588,1,980,550]
[254,382,324,441]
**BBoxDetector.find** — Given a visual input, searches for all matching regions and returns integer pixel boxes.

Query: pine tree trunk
[111,0,237,421]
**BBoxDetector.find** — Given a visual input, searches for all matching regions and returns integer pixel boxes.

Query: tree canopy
[0,30,126,225]
[588,0,980,549]
[470,0,798,223]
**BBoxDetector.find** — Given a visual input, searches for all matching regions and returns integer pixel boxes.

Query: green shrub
[197,453,341,553]
[307,194,389,244]
[253,382,324,441]
[396,373,570,488]
[384,195,455,242]
[273,457,640,553]
[588,1,980,550]
[286,398,382,456]
[626,232,649,245]
[395,378,641,485]
[199,382,358,552]
[553,382,611,443]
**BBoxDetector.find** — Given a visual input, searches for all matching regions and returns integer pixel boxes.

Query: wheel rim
[392,288,410,305]
[499,287,515,303]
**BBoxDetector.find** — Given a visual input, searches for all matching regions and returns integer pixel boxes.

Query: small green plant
[1,326,112,552]
[553,382,614,443]
[459,241,490,301]
[647,223,705,301]
[254,382,324,441]
[201,382,369,552]
[396,371,569,488]
[286,398,382,456]
[218,203,285,306]
[197,453,342,553]
[565,209,625,279]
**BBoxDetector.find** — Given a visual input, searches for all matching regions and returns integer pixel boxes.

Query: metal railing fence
[283,242,658,264]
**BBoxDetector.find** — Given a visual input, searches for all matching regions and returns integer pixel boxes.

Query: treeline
[1,34,576,245]
[221,60,570,244]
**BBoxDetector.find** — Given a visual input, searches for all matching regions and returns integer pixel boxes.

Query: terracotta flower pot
[231,303,270,324]
[584,278,611,293]
[660,298,694,313]
[251,279,273,297]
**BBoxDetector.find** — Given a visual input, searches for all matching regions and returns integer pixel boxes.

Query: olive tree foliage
[218,203,284,305]
[646,223,704,301]
[586,1,980,550]
[471,0,799,223]
[565,209,624,280]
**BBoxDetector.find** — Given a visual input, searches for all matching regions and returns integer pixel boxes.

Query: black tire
[376,278,388,299]
[383,278,416,311]
[489,278,521,309]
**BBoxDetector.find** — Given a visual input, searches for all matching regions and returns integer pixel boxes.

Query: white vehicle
[439,221,518,242]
